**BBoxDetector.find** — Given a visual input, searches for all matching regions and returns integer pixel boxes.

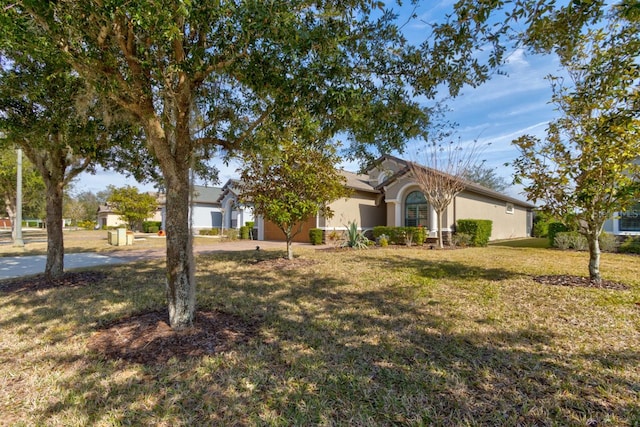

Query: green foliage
[107,185,158,231]
[239,226,250,240]
[239,121,350,259]
[451,232,473,248]
[599,232,618,253]
[463,163,510,193]
[548,222,569,248]
[512,5,640,281]
[532,211,553,238]
[343,222,369,249]
[456,220,492,247]
[224,229,238,241]
[554,232,588,251]
[619,236,640,254]
[309,228,323,246]
[142,221,162,233]
[372,226,426,245]
[0,150,46,219]
[76,220,97,230]
[199,228,220,236]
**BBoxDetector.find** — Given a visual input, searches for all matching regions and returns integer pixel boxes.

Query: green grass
[1,246,639,426]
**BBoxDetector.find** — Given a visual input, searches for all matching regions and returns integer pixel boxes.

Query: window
[620,202,640,232]
[506,203,514,215]
[405,191,429,227]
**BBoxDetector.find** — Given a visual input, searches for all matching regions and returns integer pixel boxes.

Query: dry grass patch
[0,246,638,425]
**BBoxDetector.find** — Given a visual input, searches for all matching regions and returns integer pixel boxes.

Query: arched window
[405,191,429,227]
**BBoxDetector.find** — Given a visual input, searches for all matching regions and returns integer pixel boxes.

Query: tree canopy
[1,0,611,328]
[239,117,350,260]
[107,185,158,231]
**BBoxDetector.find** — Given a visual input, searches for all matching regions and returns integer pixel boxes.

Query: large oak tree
[0,47,117,279]
[2,0,608,328]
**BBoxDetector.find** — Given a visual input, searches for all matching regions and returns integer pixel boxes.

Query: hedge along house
[226,155,534,243]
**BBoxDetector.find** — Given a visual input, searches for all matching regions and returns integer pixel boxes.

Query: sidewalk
[0,240,330,280]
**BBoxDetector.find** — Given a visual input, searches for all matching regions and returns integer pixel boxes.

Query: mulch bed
[0,271,108,294]
[533,275,630,290]
[88,309,259,365]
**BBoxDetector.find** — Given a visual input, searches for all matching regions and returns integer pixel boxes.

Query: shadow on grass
[1,250,638,425]
[349,251,518,282]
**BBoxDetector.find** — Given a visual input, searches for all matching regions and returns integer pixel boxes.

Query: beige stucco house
[225,155,534,243]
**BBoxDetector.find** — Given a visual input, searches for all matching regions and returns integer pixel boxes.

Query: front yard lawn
[1,246,638,425]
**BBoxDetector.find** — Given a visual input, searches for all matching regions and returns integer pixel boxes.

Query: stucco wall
[324,191,385,229]
[455,191,531,240]
[191,204,222,229]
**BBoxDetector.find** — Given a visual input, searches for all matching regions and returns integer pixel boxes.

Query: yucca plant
[344,221,369,249]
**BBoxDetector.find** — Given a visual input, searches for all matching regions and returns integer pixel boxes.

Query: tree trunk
[44,179,65,280]
[286,237,294,260]
[436,209,444,249]
[164,165,196,330]
[6,203,16,242]
[587,232,601,284]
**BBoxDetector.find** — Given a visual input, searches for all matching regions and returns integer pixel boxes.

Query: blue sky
[75,3,564,201]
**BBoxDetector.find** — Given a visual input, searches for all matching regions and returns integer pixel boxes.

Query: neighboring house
[216,179,256,233]
[158,185,225,231]
[604,202,640,236]
[97,185,226,232]
[188,185,224,231]
[97,196,163,229]
[603,158,640,237]
[222,155,535,243]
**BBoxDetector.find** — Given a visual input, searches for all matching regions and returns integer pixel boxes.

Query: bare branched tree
[410,139,484,248]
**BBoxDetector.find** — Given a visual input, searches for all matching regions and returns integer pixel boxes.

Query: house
[222,155,535,243]
[97,185,224,231]
[604,202,640,236]
[97,197,163,229]
[216,179,256,233]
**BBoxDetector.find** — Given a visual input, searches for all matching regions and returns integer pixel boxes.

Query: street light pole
[14,147,24,247]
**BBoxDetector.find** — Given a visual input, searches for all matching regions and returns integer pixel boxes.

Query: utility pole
[14,147,24,247]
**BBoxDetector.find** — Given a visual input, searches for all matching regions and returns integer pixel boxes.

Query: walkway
[0,240,329,280]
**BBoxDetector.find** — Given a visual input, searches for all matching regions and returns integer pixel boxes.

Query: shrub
[309,228,323,245]
[373,226,393,239]
[451,232,472,248]
[225,228,238,240]
[148,225,159,234]
[143,221,162,233]
[548,222,569,247]
[456,219,492,247]
[599,232,618,253]
[198,228,220,236]
[343,221,368,249]
[532,211,552,237]
[377,234,389,247]
[554,231,588,251]
[619,236,640,254]
[77,220,97,230]
[239,226,250,240]
[245,221,255,239]
[372,226,426,245]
